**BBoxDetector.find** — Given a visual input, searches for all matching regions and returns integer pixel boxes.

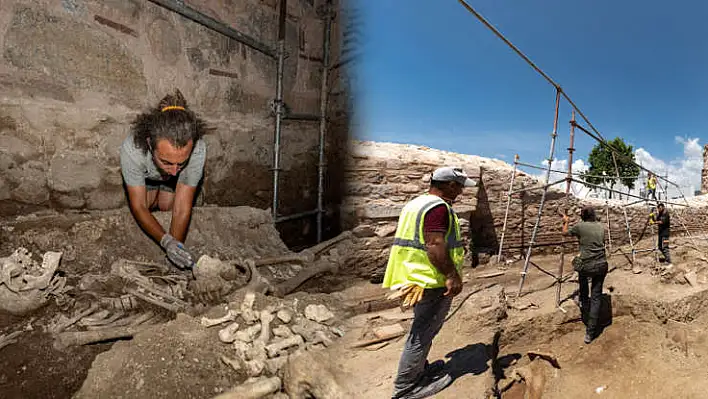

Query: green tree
[580,137,641,199]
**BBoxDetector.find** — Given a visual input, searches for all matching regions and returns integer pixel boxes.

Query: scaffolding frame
[499,104,695,305]
[150,0,341,243]
[457,0,701,306]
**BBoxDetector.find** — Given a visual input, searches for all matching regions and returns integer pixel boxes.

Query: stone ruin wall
[0,0,351,245]
[340,141,708,279]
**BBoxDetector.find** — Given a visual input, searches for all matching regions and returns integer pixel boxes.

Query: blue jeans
[392,288,452,397]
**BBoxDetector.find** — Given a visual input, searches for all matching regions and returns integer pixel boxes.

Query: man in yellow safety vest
[383,166,476,399]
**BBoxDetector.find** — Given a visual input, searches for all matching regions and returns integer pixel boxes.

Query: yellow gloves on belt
[387,283,425,310]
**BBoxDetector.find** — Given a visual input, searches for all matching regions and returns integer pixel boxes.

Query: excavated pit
[5,204,708,399]
[326,234,708,399]
[475,235,708,399]
[490,288,708,399]
[0,206,359,399]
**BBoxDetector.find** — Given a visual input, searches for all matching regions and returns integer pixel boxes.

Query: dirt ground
[3,206,708,399]
[329,234,708,399]
[0,305,113,399]
[0,207,354,399]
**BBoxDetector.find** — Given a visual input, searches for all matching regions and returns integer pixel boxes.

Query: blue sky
[351,0,708,195]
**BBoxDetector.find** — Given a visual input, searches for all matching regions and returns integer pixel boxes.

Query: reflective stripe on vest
[382,194,465,290]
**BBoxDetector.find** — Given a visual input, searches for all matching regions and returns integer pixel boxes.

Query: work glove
[387,283,425,310]
[160,233,196,269]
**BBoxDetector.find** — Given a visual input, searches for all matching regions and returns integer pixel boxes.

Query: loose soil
[0,207,354,399]
[4,206,708,399]
[329,234,708,399]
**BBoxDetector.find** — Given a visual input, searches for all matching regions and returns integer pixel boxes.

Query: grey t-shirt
[569,221,606,263]
[119,135,206,187]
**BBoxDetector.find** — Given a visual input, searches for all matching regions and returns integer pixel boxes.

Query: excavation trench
[485,286,708,399]
[0,206,359,399]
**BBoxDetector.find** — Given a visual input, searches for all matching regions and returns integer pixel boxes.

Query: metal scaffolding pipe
[515,160,628,181]
[316,2,333,243]
[275,209,319,223]
[569,178,688,207]
[283,113,321,121]
[622,198,648,207]
[557,110,576,306]
[271,0,287,219]
[503,240,579,250]
[605,202,612,253]
[146,0,277,58]
[509,178,566,196]
[570,121,682,190]
[456,0,685,194]
[611,152,636,264]
[497,154,519,262]
[517,88,561,298]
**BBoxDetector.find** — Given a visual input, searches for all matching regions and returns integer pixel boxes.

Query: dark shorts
[145,177,178,193]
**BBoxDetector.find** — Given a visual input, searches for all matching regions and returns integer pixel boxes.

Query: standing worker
[562,206,609,344]
[383,166,476,399]
[650,203,671,264]
[120,89,209,270]
[646,172,657,201]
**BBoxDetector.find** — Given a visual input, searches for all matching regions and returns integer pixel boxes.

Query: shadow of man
[443,343,491,381]
[596,293,613,336]
[436,336,522,397]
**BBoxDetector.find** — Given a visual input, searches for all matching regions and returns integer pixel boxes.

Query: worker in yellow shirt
[646,172,657,201]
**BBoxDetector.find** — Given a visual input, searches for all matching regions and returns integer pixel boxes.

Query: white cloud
[546,158,591,197]
[633,136,702,199]
[527,136,703,201]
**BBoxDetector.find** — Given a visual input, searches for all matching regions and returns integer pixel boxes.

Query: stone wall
[340,141,487,278]
[482,167,708,259]
[341,141,708,279]
[0,0,350,243]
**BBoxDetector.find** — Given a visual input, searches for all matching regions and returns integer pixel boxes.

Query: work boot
[423,360,445,378]
[584,332,593,344]
[394,374,453,399]
[584,326,596,344]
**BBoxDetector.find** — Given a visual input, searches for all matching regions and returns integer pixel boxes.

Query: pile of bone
[201,291,344,379]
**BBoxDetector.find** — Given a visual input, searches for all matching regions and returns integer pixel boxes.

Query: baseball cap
[431,166,477,187]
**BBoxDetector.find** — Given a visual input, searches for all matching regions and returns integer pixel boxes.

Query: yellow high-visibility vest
[382,194,465,290]
[647,177,656,190]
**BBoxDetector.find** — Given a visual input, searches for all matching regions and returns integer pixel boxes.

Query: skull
[189,255,251,304]
[0,247,65,315]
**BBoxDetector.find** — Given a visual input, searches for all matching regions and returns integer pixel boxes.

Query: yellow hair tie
[161,105,185,112]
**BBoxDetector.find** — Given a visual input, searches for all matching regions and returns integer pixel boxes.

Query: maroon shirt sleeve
[423,204,450,234]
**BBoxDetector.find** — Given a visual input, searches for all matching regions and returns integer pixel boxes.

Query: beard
[152,157,176,180]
